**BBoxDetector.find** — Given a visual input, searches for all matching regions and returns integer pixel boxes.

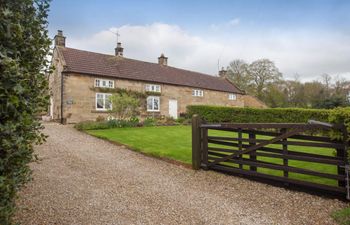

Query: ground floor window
[96,93,112,110]
[147,96,160,111]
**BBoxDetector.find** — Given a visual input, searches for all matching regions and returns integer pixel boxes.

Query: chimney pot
[54,30,66,47]
[158,53,168,66]
[115,42,124,56]
[219,67,227,77]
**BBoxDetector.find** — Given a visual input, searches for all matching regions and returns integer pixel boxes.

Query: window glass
[147,97,153,110]
[145,84,161,92]
[96,97,104,109]
[96,93,112,110]
[105,95,112,109]
[229,93,237,100]
[147,96,160,111]
[153,98,159,110]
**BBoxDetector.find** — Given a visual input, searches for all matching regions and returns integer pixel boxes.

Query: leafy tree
[262,82,288,108]
[248,59,282,99]
[0,0,51,223]
[283,80,307,107]
[109,93,140,119]
[303,81,326,107]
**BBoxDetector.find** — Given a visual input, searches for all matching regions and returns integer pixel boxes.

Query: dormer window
[192,89,203,97]
[95,78,114,88]
[145,84,161,92]
[228,93,237,100]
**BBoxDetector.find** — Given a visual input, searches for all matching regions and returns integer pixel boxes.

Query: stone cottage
[49,30,265,123]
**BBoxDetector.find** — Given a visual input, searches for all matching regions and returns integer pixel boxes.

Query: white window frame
[228,93,237,101]
[96,93,112,110]
[192,89,204,97]
[95,78,115,88]
[145,84,161,93]
[147,96,160,112]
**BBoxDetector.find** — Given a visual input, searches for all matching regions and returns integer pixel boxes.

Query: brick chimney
[54,30,66,47]
[219,67,227,77]
[115,42,124,57]
[158,53,168,66]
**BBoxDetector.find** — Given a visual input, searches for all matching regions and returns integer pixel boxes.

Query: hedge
[0,1,51,224]
[186,105,331,123]
[186,105,350,141]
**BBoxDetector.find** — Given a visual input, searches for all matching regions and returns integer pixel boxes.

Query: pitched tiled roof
[58,47,244,94]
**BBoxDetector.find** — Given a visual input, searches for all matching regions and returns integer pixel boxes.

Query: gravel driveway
[15,123,346,225]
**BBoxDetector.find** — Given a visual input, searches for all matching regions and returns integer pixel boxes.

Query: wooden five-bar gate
[192,115,350,199]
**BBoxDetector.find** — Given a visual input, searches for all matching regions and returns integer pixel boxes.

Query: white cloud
[67,23,350,81]
[210,18,240,31]
[228,18,240,26]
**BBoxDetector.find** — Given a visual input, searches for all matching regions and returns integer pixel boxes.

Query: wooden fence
[192,115,350,199]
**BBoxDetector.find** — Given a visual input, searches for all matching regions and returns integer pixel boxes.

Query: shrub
[143,117,157,127]
[156,117,177,126]
[109,93,140,119]
[95,115,105,122]
[75,117,140,131]
[0,0,51,223]
[328,107,350,141]
[175,117,186,124]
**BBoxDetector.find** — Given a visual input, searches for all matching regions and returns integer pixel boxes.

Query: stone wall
[61,73,245,123]
[48,48,64,121]
[242,95,267,109]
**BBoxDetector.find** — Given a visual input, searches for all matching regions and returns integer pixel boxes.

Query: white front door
[168,99,178,119]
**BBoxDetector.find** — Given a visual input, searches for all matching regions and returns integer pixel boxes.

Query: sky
[48,0,350,82]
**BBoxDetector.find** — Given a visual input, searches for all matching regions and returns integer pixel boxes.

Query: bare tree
[321,73,332,94]
[224,59,250,91]
[248,59,282,99]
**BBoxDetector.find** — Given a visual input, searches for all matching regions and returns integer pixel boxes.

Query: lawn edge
[77,128,193,170]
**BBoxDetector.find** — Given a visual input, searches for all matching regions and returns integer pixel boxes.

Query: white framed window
[96,93,112,110]
[95,78,114,88]
[192,89,204,97]
[145,84,161,92]
[147,96,160,112]
[228,93,237,100]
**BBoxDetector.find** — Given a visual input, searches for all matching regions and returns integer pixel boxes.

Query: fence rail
[192,114,350,199]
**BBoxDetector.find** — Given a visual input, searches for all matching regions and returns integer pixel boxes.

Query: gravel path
[15,123,347,225]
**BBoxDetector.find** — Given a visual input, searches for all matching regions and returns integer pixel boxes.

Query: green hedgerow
[0,0,51,224]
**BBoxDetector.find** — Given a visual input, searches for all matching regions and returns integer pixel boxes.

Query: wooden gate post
[192,114,202,170]
[337,125,349,188]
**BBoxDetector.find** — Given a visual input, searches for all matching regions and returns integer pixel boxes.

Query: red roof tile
[58,47,243,94]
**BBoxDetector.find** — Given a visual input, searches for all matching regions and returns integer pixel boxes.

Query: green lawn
[87,125,338,186]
